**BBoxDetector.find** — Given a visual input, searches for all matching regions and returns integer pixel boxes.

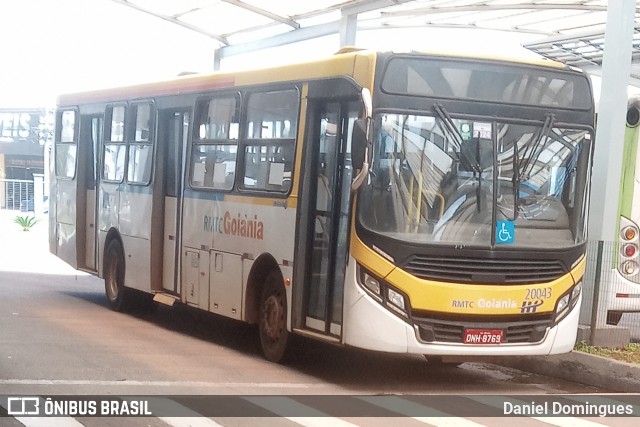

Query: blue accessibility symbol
[496,220,515,244]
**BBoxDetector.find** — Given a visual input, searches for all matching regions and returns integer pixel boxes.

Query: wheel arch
[244,253,283,324]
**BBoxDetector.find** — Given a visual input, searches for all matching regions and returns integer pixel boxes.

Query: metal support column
[587,0,635,338]
[589,0,635,241]
[339,13,357,48]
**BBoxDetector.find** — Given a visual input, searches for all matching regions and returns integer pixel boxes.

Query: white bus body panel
[118,191,153,239]
[181,195,296,320]
[599,269,640,314]
[97,184,152,292]
[120,235,151,292]
[342,255,580,356]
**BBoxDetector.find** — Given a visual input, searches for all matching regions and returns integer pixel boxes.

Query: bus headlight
[556,294,570,315]
[357,265,410,318]
[362,272,381,296]
[555,281,582,322]
[388,288,406,312]
[571,281,582,301]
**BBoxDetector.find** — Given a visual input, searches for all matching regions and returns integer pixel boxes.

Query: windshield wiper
[513,113,555,218]
[519,113,555,180]
[433,103,485,212]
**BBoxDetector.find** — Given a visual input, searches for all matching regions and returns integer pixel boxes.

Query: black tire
[606,311,623,326]
[104,239,128,312]
[258,270,289,363]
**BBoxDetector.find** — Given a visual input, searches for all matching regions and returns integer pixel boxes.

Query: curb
[487,351,640,393]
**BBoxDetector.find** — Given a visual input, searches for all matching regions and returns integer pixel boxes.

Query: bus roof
[56,49,575,107]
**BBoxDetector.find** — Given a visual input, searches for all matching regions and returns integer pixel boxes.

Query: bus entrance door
[300,100,357,338]
[157,110,189,295]
[77,115,101,272]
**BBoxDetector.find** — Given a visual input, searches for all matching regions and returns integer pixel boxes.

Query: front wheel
[259,270,289,363]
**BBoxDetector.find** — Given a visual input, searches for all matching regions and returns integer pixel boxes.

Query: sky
[1,0,218,107]
[0,0,625,108]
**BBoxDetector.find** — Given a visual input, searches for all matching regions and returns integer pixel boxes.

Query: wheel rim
[106,257,119,302]
[262,293,284,340]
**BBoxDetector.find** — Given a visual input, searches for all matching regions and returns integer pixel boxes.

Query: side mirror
[351,118,367,170]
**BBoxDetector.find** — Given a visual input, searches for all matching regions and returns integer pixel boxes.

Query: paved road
[0,214,637,426]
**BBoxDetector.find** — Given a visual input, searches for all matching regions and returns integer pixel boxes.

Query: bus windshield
[358,113,591,249]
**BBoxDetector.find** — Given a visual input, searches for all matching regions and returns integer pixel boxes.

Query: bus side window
[55,110,78,179]
[241,89,298,193]
[191,95,239,191]
[103,105,126,182]
[127,103,154,185]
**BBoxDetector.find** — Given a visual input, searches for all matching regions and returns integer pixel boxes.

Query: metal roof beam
[380,3,608,18]
[109,0,230,45]
[341,0,414,16]
[216,21,342,60]
[222,0,300,29]
[366,21,550,35]
[216,1,415,60]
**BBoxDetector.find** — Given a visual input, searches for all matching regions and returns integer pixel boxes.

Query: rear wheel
[259,271,289,363]
[104,240,128,312]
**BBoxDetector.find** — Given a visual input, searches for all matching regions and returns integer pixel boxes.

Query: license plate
[463,329,504,344]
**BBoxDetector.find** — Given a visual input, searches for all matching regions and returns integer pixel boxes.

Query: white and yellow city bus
[50,49,594,362]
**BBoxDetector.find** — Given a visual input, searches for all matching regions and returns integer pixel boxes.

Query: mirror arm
[351,88,373,192]
[351,146,369,191]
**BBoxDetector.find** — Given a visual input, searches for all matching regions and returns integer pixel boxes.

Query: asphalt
[2,209,639,393]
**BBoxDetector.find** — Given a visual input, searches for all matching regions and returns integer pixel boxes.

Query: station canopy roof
[112,0,640,83]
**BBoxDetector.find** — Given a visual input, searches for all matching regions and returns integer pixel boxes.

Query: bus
[589,96,640,327]
[50,49,594,363]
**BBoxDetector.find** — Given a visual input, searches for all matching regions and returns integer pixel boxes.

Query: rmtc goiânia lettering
[203,211,264,240]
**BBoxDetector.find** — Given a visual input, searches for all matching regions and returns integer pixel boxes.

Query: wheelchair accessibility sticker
[496,220,515,244]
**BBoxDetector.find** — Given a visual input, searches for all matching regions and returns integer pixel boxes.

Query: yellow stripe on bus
[351,228,583,316]
[222,194,298,209]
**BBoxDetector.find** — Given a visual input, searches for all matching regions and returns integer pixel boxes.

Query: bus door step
[153,293,180,306]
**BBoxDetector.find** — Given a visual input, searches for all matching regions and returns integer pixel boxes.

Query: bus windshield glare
[358,113,591,249]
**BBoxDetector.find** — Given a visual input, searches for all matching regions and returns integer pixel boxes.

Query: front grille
[402,255,566,284]
[413,313,552,344]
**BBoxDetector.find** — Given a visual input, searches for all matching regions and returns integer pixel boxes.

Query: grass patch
[575,341,640,364]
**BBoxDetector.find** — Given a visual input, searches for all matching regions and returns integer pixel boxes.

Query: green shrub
[14,215,38,231]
